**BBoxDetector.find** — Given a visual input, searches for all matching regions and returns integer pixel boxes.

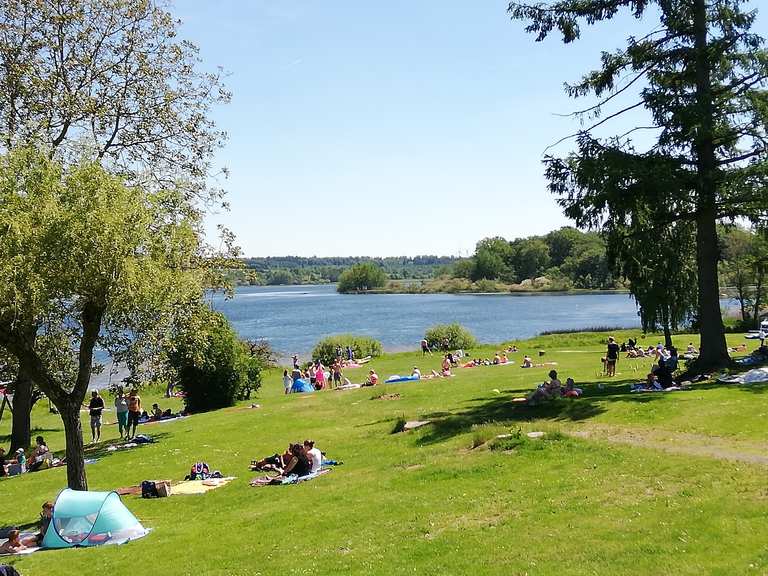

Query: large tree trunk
[10,331,38,452]
[59,401,88,491]
[754,265,764,330]
[693,0,730,368]
[9,366,33,452]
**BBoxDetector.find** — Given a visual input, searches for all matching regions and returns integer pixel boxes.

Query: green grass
[2,332,767,575]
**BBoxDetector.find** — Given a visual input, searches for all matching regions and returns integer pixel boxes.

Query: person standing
[126,389,142,439]
[87,390,105,443]
[114,388,129,439]
[420,338,431,355]
[605,336,620,377]
[282,369,293,394]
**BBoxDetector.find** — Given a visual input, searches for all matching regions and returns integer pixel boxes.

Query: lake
[208,284,642,358]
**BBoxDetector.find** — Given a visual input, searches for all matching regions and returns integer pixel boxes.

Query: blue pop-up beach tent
[290,378,315,394]
[42,489,148,549]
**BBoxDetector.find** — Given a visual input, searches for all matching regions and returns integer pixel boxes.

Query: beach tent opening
[290,378,315,394]
[42,489,148,548]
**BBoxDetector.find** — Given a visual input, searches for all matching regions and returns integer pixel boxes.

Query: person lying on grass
[526,370,562,405]
[251,444,293,473]
[0,530,26,554]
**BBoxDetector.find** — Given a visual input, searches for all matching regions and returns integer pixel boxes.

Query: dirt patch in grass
[373,393,401,401]
[571,424,768,466]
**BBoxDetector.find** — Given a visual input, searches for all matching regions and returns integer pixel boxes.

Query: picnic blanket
[250,468,330,487]
[171,477,235,496]
[718,367,768,384]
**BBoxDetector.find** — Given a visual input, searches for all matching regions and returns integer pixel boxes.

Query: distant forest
[238,256,460,285]
[232,227,613,290]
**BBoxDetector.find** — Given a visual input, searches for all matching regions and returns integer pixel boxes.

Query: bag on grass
[141,480,158,498]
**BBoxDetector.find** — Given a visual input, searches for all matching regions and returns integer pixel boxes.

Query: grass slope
[1,331,767,575]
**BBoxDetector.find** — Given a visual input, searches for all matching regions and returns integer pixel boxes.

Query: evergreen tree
[509,0,768,367]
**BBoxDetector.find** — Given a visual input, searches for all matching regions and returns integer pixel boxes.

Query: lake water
[208,284,642,358]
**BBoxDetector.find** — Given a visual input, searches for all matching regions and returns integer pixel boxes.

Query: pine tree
[509,0,768,367]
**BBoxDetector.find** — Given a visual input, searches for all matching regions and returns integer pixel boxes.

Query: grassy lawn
[1,331,767,575]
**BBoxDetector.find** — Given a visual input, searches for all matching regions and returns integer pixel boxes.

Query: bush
[337,262,387,293]
[312,334,383,365]
[166,307,262,412]
[424,323,478,350]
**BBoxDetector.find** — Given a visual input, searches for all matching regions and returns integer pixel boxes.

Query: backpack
[141,480,158,498]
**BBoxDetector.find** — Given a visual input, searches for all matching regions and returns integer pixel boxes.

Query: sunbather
[303,440,323,473]
[27,436,51,472]
[521,355,533,368]
[0,530,26,554]
[562,377,582,397]
[282,443,311,477]
[441,356,452,376]
[21,502,53,547]
[526,370,562,404]
[362,369,379,387]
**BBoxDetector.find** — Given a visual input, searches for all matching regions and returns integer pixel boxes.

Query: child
[0,529,26,554]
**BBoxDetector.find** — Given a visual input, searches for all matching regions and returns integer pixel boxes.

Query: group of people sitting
[525,370,581,405]
[250,439,325,480]
[630,345,681,391]
[463,352,510,367]
[0,436,52,478]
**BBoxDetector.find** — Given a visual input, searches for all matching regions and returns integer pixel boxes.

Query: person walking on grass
[421,338,431,355]
[126,389,142,439]
[605,336,620,377]
[86,390,105,443]
[114,388,129,439]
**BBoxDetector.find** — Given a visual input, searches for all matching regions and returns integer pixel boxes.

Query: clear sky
[174,1,767,258]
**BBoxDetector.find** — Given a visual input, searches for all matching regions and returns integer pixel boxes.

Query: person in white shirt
[411,366,421,379]
[303,439,323,473]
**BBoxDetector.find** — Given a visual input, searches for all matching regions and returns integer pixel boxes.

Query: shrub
[312,334,383,365]
[337,262,387,292]
[424,323,478,350]
[166,307,262,412]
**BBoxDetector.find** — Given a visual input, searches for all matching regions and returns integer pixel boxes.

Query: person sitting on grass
[21,502,53,547]
[562,377,582,398]
[493,352,501,365]
[6,448,26,476]
[304,439,323,473]
[411,366,421,379]
[526,370,562,405]
[521,355,533,368]
[362,369,379,387]
[281,443,311,477]
[27,436,51,472]
[150,403,163,420]
[0,530,26,554]
[441,356,452,376]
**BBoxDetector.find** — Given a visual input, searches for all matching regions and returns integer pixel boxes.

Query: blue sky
[175,1,767,257]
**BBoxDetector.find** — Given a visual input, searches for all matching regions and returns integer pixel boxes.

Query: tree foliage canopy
[0,0,230,198]
[0,148,204,488]
[509,0,768,366]
[337,262,388,293]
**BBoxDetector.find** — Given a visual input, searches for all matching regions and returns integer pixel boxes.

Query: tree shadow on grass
[0,426,62,444]
[415,377,682,446]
